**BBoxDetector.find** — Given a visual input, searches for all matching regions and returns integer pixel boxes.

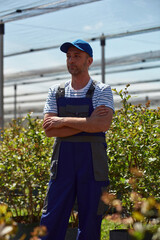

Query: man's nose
[68,56,74,63]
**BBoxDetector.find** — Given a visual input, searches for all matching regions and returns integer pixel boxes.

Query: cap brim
[60,42,75,53]
[60,42,85,54]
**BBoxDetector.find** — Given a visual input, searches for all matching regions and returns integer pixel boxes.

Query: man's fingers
[92,106,109,116]
[44,124,53,130]
[43,118,52,129]
[43,116,63,130]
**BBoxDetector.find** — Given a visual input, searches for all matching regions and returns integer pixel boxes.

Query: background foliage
[106,87,160,213]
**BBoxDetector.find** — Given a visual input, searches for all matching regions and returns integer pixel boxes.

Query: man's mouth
[69,64,76,68]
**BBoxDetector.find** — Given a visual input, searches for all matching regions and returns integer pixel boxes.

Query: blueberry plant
[106,85,160,212]
[0,114,53,223]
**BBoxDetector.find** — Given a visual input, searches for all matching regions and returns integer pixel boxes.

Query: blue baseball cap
[60,39,93,57]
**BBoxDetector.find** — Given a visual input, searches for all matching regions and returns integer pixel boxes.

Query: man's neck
[71,74,91,90]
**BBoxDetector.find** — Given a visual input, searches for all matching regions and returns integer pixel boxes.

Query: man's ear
[88,57,93,67]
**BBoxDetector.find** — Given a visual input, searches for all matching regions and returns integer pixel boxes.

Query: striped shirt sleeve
[43,86,57,115]
[93,84,115,113]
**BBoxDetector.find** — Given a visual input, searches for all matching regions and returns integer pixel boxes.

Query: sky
[1,0,160,116]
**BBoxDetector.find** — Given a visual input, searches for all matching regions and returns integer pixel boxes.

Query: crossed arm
[43,105,113,137]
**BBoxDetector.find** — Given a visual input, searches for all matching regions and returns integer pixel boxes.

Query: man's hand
[90,105,109,117]
[43,113,81,137]
[86,105,112,132]
[43,116,64,130]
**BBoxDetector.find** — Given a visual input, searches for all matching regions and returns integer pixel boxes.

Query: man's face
[66,46,93,76]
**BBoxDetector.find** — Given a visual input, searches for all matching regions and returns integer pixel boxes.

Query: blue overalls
[40,81,109,240]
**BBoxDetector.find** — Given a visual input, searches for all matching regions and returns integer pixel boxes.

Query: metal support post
[0,23,4,141]
[14,84,17,119]
[100,33,105,83]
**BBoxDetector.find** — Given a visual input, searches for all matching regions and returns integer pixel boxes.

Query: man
[41,39,114,240]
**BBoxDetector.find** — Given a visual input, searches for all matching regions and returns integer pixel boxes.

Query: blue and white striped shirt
[43,78,114,114]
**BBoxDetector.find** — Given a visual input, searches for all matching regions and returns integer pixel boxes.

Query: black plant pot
[12,224,77,240]
[110,229,153,240]
[110,229,132,240]
[65,227,78,240]
[142,231,153,240]
[11,222,39,240]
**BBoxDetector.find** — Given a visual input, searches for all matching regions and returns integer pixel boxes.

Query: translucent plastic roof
[1,0,160,121]
[0,0,100,23]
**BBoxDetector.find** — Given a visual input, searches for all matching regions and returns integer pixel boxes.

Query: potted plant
[102,174,160,240]
[0,114,52,239]
[0,203,47,240]
[0,203,17,239]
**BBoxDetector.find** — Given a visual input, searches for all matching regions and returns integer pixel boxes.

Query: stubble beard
[67,65,79,75]
[67,61,87,76]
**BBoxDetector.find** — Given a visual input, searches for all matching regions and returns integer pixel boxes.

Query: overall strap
[85,80,97,98]
[56,82,65,100]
